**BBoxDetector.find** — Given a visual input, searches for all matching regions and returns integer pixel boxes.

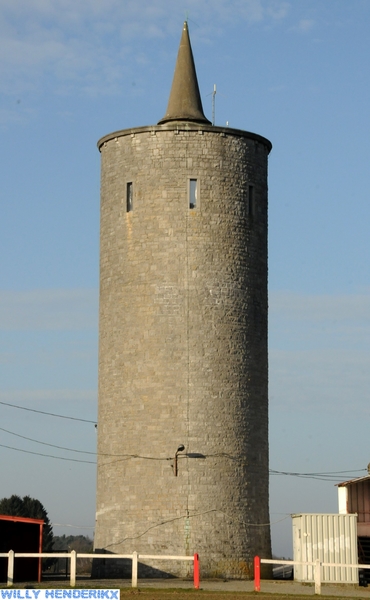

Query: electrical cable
[0,400,96,423]
[0,425,366,480]
[52,523,95,529]
[0,442,171,464]
[0,426,96,455]
[0,432,366,480]
[0,426,171,459]
[270,469,365,475]
[269,468,366,482]
[0,443,95,464]
[104,511,291,549]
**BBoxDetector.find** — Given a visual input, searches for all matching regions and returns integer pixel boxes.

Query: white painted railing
[0,551,200,590]
[254,556,370,595]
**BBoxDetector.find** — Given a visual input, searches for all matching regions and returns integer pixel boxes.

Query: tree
[53,535,93,553]
[0,495,54,552]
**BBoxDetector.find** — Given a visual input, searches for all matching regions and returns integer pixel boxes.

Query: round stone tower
[94,22,272,579]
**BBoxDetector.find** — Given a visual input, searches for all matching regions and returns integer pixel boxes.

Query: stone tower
[94,22,272,579]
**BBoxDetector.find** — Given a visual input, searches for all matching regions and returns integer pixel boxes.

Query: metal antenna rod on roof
[212,84,216,126]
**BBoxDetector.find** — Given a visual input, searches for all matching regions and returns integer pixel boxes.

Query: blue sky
[0,0,369,558]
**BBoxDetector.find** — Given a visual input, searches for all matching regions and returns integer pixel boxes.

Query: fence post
[132,551,138,588]
[193,553,200,589]
[7,550,14,587]
[70,550,76,588]
[254,556,261,592]
[314,558,321,595]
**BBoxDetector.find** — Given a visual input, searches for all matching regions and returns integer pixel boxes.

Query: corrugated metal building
[292,513,358,583]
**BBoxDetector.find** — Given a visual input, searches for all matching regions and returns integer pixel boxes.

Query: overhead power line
[0,400,96,424]
[0,426,96,455]
[0,426,170,459]
[52,523,95,529]
[0,443,95,464]
[0,430,366,481]
[270,469,366,481]
[0,421,367,478]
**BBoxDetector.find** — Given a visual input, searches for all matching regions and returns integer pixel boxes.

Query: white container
[292,513,358,583]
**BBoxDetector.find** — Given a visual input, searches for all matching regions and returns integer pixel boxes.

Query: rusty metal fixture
[174,444,185,476]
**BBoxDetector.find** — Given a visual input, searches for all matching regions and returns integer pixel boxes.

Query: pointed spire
[158,22,211,125]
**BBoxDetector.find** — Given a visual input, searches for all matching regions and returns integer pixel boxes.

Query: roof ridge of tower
[158,21,211,125]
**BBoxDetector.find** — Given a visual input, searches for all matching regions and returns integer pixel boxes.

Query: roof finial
[158,21,211,125]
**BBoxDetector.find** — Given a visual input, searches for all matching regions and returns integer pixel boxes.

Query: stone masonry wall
[94,123,271,579]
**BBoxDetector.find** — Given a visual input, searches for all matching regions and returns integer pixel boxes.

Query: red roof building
[0,514,44,582]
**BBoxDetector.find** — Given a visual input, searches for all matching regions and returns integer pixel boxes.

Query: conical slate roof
[158,21,211,125]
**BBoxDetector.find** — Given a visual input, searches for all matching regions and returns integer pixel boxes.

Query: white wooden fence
[255,556,370,595]
[0,551,200,589]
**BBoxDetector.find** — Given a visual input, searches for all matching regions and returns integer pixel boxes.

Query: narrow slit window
[126,182,133,212]
[189,179,198,209]
[248,185,255,216]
